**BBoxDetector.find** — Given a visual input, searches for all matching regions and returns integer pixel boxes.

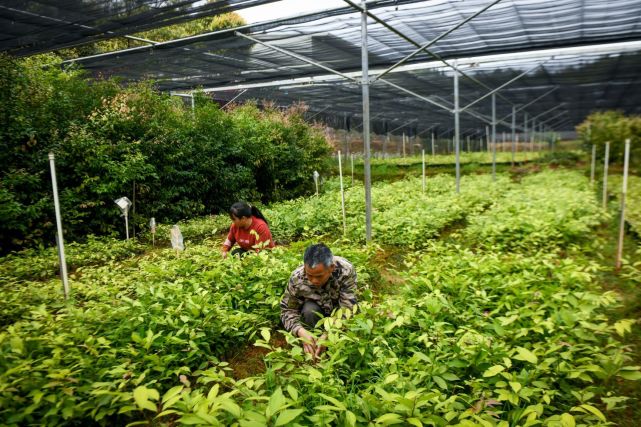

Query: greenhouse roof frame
[0,0,282,56]
[40,0,640,137]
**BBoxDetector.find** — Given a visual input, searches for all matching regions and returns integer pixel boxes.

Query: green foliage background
[0,55,331,253]
[576,111,641,167]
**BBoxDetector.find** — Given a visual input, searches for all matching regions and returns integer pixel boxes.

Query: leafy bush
[576,111,641,166]
[0,57,331,253]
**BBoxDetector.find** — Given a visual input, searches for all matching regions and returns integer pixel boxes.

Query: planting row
[0,173,508,284]
[1,168,637,426]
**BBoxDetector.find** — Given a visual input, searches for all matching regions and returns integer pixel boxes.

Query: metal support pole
[338,151,347,236]
[531,119,536,146]
[486,125,490,153]
[361,0,372,242]
[431,133,435,156]
[402,132,406,157]
[48,153,70,299]
[511,105,516,166]
[454,60,460,193]
[491,93,496,181]
[602,141,610,209]
[383,132,389,157]
[351,153,355,185]
[524,112,528,143]
[422,149,426,193]
[616,139,631,270]
[590,144,596,185]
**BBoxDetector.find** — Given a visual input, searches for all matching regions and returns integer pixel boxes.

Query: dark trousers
[231,247,248,257]
[301,300,326,330]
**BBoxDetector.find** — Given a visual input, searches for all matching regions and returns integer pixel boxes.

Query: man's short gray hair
[304,243,333,268]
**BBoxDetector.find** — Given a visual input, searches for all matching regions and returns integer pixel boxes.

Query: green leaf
[618,370,641,380]
[384,374,399,384]
[574,404,605,421]
[10,337,24,354]
[406,417,423,427]
[514,347,538,364]
[267,387,286,418]
[345,411,357,427]
[375,413,404,425]
[274,409,304,426]
[260,328,271,343]
[318,393,347,411]
[441,372,459,381]
[433,375,447,389]
[561,413,575,427]
[220,398,242,418]
[614,319,634,337]
[483,365,505,377]
[286,385,299,401]
[162,386,183,404]
[133,386,159,412]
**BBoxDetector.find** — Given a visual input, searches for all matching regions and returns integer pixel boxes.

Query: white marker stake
[602,142,610,209]
[338,150,347,236]
[48,153,70,299]
[616,139,630,270]
[422,149,426,193]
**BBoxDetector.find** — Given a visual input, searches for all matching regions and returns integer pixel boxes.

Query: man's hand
[221,250,228,259]
[297,328,316,356]
[314,333,327,358]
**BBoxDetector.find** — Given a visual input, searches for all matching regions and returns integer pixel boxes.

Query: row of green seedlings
[1,172,505,328]
[0,240,377,425]
[0,173,510,285]
[350,150,546,167]
[115,170,638,426]
[2,169,635,425]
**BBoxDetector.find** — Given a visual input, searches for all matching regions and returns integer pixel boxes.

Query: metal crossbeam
[389,119,418,133]
[460,61,547,113]
[235,32,361,84]
[498,86,558,122]
[529,103,565,121]
[351,0,504,82]
[221,89,248,109]
[540,110,567,125]
[375,79,453,112]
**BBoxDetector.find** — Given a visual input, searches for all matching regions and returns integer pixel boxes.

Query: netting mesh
[0,0,280,56]
[4,0,641,131]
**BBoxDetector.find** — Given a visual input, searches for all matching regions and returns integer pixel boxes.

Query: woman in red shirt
[221,201,275,258]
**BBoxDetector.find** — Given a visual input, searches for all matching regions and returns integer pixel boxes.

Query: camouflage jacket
[280,256,357,336]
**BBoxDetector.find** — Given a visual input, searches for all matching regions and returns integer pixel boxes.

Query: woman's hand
[221,250,228,259]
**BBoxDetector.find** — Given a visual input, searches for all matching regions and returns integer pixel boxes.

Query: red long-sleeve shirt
[222,216,275,252]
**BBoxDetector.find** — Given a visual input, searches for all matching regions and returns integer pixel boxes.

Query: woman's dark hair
[229,201,269,225]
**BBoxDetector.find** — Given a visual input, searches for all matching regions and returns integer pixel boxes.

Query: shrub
[0,57,331,253]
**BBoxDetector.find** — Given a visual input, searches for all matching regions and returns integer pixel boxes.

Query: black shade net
[0,0,281,56]
[4,0,641,132]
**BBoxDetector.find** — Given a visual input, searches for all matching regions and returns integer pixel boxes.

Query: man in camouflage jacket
[280,243,357,358]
